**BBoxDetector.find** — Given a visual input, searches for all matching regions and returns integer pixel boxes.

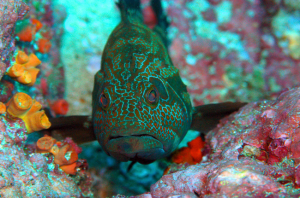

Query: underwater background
[1,0,300,197]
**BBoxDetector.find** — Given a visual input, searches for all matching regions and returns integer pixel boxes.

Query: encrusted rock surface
[140,87,300,197]
[0,0,29,79]
[0,115,93,197]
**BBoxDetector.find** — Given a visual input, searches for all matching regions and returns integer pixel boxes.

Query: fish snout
[104,135,166,163]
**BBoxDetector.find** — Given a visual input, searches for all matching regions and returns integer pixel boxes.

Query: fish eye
[100,91,110,110]
[145,87,159,105]
[148,90,156,103]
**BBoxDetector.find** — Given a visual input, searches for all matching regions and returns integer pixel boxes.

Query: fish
[49,0,246,164]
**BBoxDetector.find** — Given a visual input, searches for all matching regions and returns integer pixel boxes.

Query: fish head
[92,21,192,163]
[92,54,192,163]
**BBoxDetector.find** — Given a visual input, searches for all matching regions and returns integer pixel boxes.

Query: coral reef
[7,51,41,86]
[56,0,300,196]
[0,0,93,196]
[0,111,93,197]
[1,0,300,197]
[164,0,300,106]
[36,135,86,175]
[10,0,66,108]
[141,87,300,197]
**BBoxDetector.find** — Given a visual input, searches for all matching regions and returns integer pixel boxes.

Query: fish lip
[105,135,167,162]
[108,134,159,142]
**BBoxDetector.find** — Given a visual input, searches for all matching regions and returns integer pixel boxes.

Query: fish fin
[150,0,170,48]
[190,102,247,134]
[116,0,143,23]
[47,116,96,144]
[127,161,137,172]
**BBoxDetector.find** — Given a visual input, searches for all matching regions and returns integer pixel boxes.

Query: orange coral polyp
[23,110,51,133]
[53,144,79,166]
[26,68,40,86]
[22,53,41,68]
[16,92,32,108]
[17,71,32,84]
[37,136,57,152]
[6,92,51,133]
[16,51,29,64]
[40,113,51,127]
[37,136,79,175]
[6,64,24,78]
[0,102,6,114]
[50,145,60,156]
[7,51,41,86]
[60,163,77,175]
[7,92,33,117]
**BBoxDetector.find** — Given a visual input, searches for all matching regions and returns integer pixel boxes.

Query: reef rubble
[0,0,93,196]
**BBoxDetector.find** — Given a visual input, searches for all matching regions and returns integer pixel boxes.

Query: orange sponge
[6,92,51,133]
[17,18,43,42]
[171,136,205,165]
[188,137,204,163]
[50,99,69,115]
[171,147,194,165]
[17,25,36,42]
[30,18,43,31]
[7,51,41,86]
[37,38,52,54]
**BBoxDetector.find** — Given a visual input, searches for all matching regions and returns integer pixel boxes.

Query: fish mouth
[108,134,159,141]
[105,134,166,163]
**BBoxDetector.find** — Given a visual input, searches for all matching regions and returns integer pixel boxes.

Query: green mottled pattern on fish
[92,0,192,163]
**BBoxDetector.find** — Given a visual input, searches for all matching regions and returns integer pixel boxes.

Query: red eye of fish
[146,88,158,104]
[100,92,109,109]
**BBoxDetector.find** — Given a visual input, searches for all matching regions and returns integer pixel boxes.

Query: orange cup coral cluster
[36,135,79,175]
[171,136,205,165]
[16,18,52,54]
[6,92,51,133]
[7,51,41,86]
[17,18,43,42]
